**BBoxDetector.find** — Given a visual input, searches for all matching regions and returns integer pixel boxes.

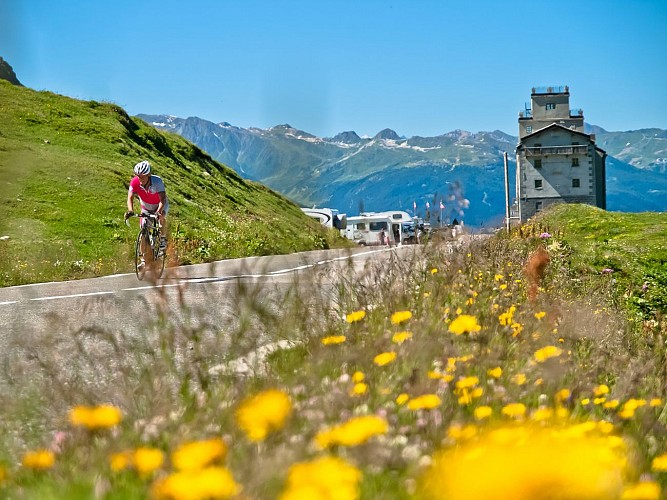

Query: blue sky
[2,0,666,138]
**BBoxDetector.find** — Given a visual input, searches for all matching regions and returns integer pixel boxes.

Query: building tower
[515,86,606,222]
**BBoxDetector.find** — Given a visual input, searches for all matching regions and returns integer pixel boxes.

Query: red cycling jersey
[129,176,163,207]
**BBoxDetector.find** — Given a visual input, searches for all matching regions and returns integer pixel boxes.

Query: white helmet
[133,160,151,176]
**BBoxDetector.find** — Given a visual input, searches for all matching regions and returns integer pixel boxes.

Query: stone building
[515,86,606,222]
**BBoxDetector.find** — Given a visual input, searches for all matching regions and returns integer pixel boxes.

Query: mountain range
[138,114,667,227]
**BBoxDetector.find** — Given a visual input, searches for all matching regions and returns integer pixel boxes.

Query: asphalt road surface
[0,245,417,343]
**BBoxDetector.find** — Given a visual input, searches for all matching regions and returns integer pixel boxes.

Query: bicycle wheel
[134,230,151,280]
[153,228,166,279]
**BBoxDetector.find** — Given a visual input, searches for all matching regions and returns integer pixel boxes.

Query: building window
[536,201,543,212]
[535,179,543,189]
[572,157,579,166]
[572,179,580,188]
[534,159,542,168]
[526,126,532,134]
[546,103,556,110]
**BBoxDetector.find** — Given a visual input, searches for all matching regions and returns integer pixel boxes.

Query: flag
[426,202,430,209]
[413,201,417,211]
[440,201,445,209]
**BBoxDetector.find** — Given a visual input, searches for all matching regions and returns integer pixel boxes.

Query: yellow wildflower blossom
[448,314,481,335]
[455,376,479,390]
[236,389,292,442]
[501,403,527,418]
[650,398,662,407]
[396,393,409,405]
[134,447,164,477]
[447,423,478,441]
[352,371,365,383]
[620,481,660,500]
[280,456,361,500]
[373,351,397,366]
[555,389,571,403]
[651,453,667,471]
[431,268,438,274]
[152,466,240,500]
[171,439,227,471]
[321,335,346,345]
[392,331,413,344]
[421,423,629,500]
[391,310,413,325]
[534,311,546,320]
[22,449,55,470]
[594,384,610,396]
[407,394,442,410]
[351,383,368,396]
[109,451,133,472]
[474,406,493,421]
[534,345,563,362]
[511,373,527,386]
[487,367,502,379]
[69,404,123,430]
[316,415,388,448]
[498,306,516,326]
[345,310,366,323]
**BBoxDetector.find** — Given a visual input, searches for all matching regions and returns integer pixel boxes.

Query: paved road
[0,245,417,341]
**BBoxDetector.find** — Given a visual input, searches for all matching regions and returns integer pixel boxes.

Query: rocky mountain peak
[373,128,400,141]
[330,131,363,144]
[0,57,23,86]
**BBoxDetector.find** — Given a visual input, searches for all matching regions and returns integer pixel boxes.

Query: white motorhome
[345,214,394,246]
[301,208,346,233]
[361,211,412,244]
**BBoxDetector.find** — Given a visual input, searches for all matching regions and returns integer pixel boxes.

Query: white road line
[0,247,397,305]
[31,291,115,301]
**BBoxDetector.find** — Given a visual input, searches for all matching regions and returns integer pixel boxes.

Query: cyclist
[124,160,169,253]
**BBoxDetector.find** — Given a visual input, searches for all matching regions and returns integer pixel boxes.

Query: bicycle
[125,213,166,280]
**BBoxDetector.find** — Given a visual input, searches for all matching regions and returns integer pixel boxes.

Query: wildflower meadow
[1,204,667,499]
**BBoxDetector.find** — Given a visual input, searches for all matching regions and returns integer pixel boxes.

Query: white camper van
[361,211,412,245]
[345,214,394,246]
[301,208,346,233]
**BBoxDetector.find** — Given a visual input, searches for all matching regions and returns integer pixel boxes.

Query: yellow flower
[352,371,365,383]
[498,306,516,326]
[392,331,413,344]
[321,335,346,345]
[455,376,479,390]
[511,373,527,386]
[501,403,527,418]
[391,310,413,325]
[534,311,546,320]
[420,423,629,500]
[431,268,439,274]
[373,351,397,366]
[315,415,388,448]
[351,383,368,396]
[494,274,504,281]
[534,345,563,362]
[650,398,662,407]
[171,439,227,471]
[109,451,133,472]
[152,466,240,500]
[448,314,481,335]
[594,384,610,396]
[474,406,493,421]
[235,389,292,442]
[69,404,123,430]
[447,423,478,441]
[651,453,667,471]
[487,367,502,379]
[604,399,620,409]
[22,449,55,470]
[620,481,661,500]
[531,407,554,422]
[345,310,366,323]
[407,394,442,410]
[134,448,164,477]
[396,393,409,405]
[555,389,571,403]
[280,456,361,500]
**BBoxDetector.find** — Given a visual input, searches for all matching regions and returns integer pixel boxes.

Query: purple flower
[642,283,649,292]
[601,268,613,274]
[539,232,552,239]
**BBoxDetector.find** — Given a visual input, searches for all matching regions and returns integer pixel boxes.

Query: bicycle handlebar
[124,213,161,227]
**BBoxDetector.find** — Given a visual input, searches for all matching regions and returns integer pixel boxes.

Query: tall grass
[1,206,667,498]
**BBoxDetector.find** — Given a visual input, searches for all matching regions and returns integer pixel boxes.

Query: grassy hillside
[0,81,347,286]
